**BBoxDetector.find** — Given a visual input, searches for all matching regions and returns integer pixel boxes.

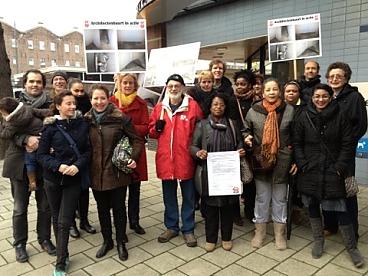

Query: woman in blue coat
[37,90,91,276]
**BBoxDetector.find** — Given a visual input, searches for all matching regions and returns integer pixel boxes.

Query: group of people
[0,58,366,275]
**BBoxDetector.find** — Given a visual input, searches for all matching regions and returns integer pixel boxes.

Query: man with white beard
[149,74,203,247]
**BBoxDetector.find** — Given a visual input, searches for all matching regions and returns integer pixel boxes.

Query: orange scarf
[261,99,281,164]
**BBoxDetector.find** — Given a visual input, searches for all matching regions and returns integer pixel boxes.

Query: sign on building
[144,42,201,87]
[267,13,321,62]
[83,19,148,74]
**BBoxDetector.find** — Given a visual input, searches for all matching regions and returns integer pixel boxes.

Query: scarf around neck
[234,89,254,100]
[114,91,137,108]
[261,98,281,164]
[20,90,48,108]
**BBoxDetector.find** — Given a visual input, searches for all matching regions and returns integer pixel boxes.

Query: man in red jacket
[149,74,203,247]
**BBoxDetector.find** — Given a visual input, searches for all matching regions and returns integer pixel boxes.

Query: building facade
[138,0,368,87]
[1,21,85,86]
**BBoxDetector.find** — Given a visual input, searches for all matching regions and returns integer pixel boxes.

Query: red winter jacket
[110,95,149,181]
[149,95,203,180]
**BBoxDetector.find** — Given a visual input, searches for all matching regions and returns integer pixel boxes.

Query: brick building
[1,21,85,87]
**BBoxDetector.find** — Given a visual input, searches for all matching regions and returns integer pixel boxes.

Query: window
[50,42,56,51]
[28,58,34,66]
[51,59,57,66]
[11,39,17,48]
[65,60,70,66]
[39,41,45,50]
[74,45,80,53]
[40,58,46,67]
[12,58,17,65]
[64,44,70,52]
[27,40,33,49]
[75,61,81,67]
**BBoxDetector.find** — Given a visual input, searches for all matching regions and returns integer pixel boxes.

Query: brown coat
[85,103,144,191]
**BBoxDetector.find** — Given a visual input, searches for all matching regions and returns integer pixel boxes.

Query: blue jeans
[24,151,37,172]
[162,179,195,234]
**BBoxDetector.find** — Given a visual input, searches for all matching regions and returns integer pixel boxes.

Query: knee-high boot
[309,217,324,258]
[340,224,365,268]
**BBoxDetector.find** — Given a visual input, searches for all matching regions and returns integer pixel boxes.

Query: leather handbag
[251,145,276,172]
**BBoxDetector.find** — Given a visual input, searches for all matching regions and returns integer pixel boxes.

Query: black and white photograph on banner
[269,25,295,43]
[86,52,117,73]
[84,29,117,50]
[295,39,320,58]
[83,19,147,74]
[268,13,321,62]
[295,22,319,40]
[269,43,295,61]
[118,52,146,72]
[117,29,146,49]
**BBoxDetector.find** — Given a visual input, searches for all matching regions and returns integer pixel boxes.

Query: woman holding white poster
[191,93,245,252]
[243,78,296,250]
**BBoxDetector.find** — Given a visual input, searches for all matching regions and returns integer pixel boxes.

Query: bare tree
[0,23,13,159]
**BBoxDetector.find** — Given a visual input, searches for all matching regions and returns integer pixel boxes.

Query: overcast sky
[0,0,139,36]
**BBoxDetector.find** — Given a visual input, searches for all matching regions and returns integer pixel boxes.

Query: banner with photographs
[268,14,321,62]
[83,19,148,74]
[144,42,201,87]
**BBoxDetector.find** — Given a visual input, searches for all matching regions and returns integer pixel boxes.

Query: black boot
[15,244,28,263]
[69,222,80,238]
[117,243,128,261]
[80,220,96,234]
[340,224,365,268]
[96,240,113,258]
[309,217,324,259]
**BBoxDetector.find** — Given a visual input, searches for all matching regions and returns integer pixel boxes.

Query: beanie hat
[51,71,68,83]
[166,74,185,86]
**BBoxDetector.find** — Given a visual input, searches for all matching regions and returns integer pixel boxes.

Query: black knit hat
[51,71,68,83]
[166,74,185,86]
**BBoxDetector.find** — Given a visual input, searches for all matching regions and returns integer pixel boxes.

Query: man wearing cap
[3,69,55,262]
[149,74,203,247]
[50,71,68,98]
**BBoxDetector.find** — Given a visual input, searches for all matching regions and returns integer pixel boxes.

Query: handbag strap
[305,112,336,162]
[228,119,238,147]
[235,98,245,125]
[56,124,81,159]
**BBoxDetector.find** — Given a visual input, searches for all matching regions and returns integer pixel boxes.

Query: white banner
[268,13,322,62]
[144,42,201,87]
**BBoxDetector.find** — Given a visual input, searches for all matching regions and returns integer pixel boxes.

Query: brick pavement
[0,151,368,275]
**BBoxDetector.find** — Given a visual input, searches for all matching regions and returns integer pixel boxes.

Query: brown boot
[251,223,267,248]
[27,171,37,191]
[274,222,287,250]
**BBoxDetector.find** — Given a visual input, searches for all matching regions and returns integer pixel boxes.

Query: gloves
[155,120,166,133]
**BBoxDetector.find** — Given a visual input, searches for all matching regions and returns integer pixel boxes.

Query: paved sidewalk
[0,150,368,275]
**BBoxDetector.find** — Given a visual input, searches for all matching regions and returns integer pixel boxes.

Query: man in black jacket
[298,60,321,102]
[2,69,55,263]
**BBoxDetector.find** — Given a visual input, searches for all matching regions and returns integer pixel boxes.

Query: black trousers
[242,179,256,221]
[128,181,141,226]
[10,176,51,246]
[93,187,127,244]
[309,202,351,226]
[44,180,80,270]
[205,203,234,243]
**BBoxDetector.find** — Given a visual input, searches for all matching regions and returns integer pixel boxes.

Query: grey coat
[243,101,294,184]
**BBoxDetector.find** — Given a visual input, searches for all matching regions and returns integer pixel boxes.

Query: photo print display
[268,13,321,62]
[83,19,147,74]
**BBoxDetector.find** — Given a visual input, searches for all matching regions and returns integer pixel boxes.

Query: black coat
[37,115,91,186]
[215,76,234,96]
[292,102,354,200]
[298,75,321,102]
[333,83,367,143]
[228,95,253,128]
[187,85,215,116]
[76,95,92,115]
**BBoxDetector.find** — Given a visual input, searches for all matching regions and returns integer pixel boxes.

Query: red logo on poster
[140,21,145,29]
[315,14,319,20]
[85,21,90,28]
[233,187,239,193]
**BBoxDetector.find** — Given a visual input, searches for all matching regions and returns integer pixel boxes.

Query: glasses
[166,84,182,90]
[312,95,330,100]
[328,74,344,81]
